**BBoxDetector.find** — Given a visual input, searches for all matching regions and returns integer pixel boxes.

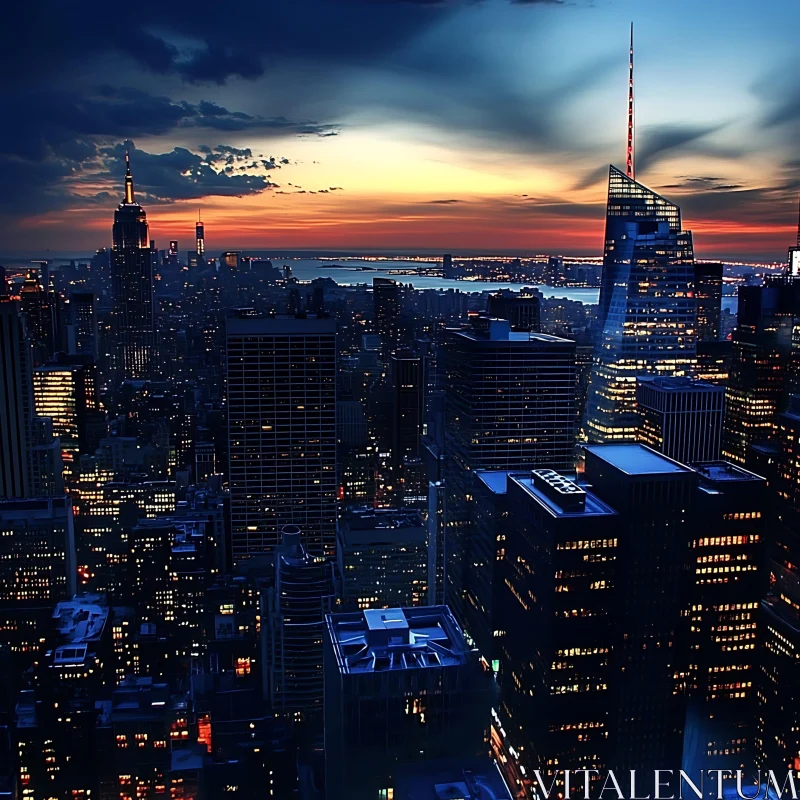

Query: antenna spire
[124,147,135,204]
[796,192,800,248]
[626,22,635,181]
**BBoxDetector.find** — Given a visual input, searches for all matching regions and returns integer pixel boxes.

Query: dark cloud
[660,176,744,192]
[427,199,463,204]
[636,124,725,173]
[97,142,277,203]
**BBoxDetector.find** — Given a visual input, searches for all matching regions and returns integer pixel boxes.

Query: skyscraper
[722,282,797,465]
[684,461,765,772]
[486,290,541,332]
[111,151,154,379]
[0,298,33,498]
[226,314,337,561]
[390,350,425,504]
[444,317,576,633]
[66,292,98,359]
[373,277,401,362]
[195,212,205,264]
[499,470,618,782]
[636,376,724,464]
[582,444,696,771]
[584,167,697,442]
[695,262,724,342]
[323,606,492,800]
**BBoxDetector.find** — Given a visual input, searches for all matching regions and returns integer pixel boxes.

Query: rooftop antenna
[626,22,635,181]
[796,192,800,248]
[124,147,134,204]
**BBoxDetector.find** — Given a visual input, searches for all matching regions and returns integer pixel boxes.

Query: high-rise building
[486,291,541,332]
[195,212,205,263]
[584,167,696,443]
[443,316,576,629]
[696,340,732,385]
[756,522,800,770]
[683,461,765,773]
[636,376,725,464]
[33,362,98,470]
[167,240,179,265]
[336,507,427,610]
[111,151,155,379]
[390,350,425,504]
[0,497,76,665]
[695,262,724,342]
[226,314,337,561]
[582,444,696,771]
[323,606,492,800]
[373,277,401,362]
[0,299,33,498]
[722,282,797,464]
[66,291,98,358]
[19,269,56,363]
[498,470,618,783]
[777,396,800,528]
[264,526,336,718]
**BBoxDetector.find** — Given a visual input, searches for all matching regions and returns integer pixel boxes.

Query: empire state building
[111,152,154,379]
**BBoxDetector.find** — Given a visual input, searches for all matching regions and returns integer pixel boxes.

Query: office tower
[696,340,732,385]
[195,212,205,263]
[29,416,64,496]
[695,262,723,342]
[777,397,800,528]
[499,470,618,783]
[756,522,800,770]
[788,193,800,277]
[167,240,179,265]
[373,277,401,362]
[264,526,336,718]
[19,269,55,362]
[66,291,98,358]
[636,376,724,464]
[582,444,696,771]
[390,350,425,504]
[226,315,337,561]
[683,462,765,773]
[486,290,541,332]
[544,255,564,285]
[0,497,76,665]
[0,299,33,498]
[722,283,797,465]
[221,251,241,270]
[111,151,155,379]
[443,317,576,630]
[33,362,98,470]
[443,253,456,279]
[584,167,696,443]
[336,508,427,610]
[323,606,492,800]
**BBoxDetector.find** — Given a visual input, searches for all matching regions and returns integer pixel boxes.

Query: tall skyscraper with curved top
[111,152,154,379]
[583,166,696,442]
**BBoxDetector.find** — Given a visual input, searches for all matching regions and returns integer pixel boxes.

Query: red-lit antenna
[796,192,800,248]
[626,23,635,181]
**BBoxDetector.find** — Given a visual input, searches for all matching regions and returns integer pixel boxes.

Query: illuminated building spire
[124,148,135,205]
[796,192,800,248]
[626,22,635,180]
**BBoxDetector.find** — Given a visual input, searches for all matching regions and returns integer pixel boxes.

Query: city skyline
[2,0,800,260]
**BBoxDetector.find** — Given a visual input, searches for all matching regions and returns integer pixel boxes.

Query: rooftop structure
[326,606,470,675]
[583,443,690,475]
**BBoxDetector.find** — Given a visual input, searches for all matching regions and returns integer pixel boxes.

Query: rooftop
[475,470,511,495]
[338,507,426,546]
[583,444,691,476]
[693,461,765,485]
[511,474,616,519]
[638,376,723,393]
[52,596,109,643]
[326,606,471,675]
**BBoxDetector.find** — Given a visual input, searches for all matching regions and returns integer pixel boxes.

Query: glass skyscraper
[584,166,697,442]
